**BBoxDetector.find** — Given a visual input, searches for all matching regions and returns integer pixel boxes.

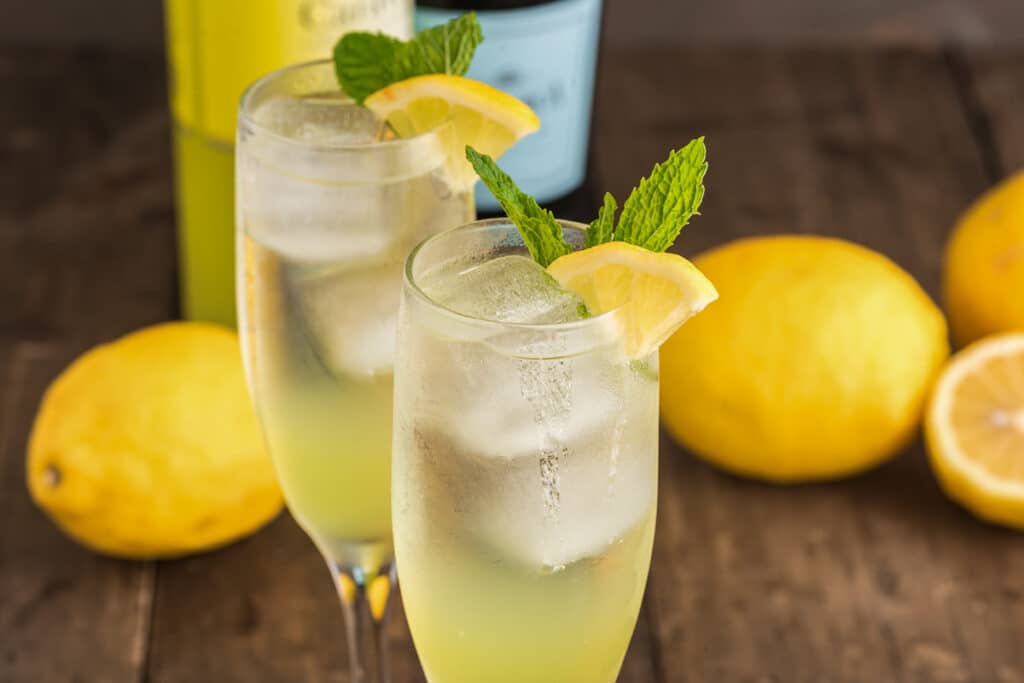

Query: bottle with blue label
[416,0,603,219]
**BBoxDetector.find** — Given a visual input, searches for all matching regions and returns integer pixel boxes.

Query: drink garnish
[466,138,707,263]
[465,141,717,358]
[334,13,483,104]
[333,15,538,191]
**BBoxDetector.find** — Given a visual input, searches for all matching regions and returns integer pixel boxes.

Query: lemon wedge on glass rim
[364,74,539,191]
[547,241,719,359]
[926,332,1024,529]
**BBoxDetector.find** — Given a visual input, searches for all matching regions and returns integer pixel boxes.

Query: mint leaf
[466,146,572,268]
[585,192,618,248]
[400,13,483,78]
[616,137,707,252]
[333,32,404,104]
[334,13,482,104]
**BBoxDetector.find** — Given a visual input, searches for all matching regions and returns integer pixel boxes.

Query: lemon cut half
[927,332,1024,529]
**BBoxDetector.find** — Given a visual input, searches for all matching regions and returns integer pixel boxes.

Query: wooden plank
[0,47,175,682]
[146,509,421,682]
[0,343,156,683]
[958,49,1024,174]
[146,515,351,682]
[6,43,1023,683]
[592,47,1024,682]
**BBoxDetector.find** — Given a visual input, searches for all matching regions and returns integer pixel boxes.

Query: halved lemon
[364,74,539,191]
[547,241,718,358]
[926,332,1024,529]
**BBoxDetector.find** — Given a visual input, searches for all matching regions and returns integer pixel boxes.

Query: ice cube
[426,255,587,324]
[412,255,620,460]
[405,253,657,567]
[240,154,440,266]
[285,258,404,378]
[416,344,623,460]
[412,363,658,570]
[251,94,384,144]
[240,94,448,265]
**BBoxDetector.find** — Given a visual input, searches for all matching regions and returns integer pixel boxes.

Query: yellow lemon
[926,333,1024,529]
[27,322,282,558]
[661,235,949,482]
[547,241,718,359]
[945,172,1024,348]
[364,74,539,190]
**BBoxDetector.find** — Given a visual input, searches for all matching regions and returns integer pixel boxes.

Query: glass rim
[237,58,454,151]
[404,218,625,334]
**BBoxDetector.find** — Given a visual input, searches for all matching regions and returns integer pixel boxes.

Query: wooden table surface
[2,45,1023,683]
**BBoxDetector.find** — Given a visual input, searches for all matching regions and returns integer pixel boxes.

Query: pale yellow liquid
[398,506,656,682]
[239,131,473,570]
[393,255,661,682]
[242,237,395,566]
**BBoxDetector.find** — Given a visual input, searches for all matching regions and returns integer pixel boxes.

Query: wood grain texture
[591,47,1024,683]
[146,511,430,682]
[3,44,1024,683]
[0,47,174,683]
[958,50,1024,174]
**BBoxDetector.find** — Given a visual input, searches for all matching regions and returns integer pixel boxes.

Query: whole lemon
[661,235,949,482]
[27,322,282,558]
[944,172,1024,348]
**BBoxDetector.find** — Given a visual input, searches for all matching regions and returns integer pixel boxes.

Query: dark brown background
[4,0,1024,47]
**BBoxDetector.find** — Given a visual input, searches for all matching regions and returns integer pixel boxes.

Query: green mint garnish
[401,14,483,77]
[332,33,404,105]
[585,192,618,248]
[466,146,572,268]
[615,137,707,252]
[333,13,483,104]
[465,137,707,267]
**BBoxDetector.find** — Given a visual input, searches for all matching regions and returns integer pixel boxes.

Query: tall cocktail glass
[236,60,473,682]
[393,219,658,682]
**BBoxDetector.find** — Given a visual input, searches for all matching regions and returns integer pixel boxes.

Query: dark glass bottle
[416,0,603,222]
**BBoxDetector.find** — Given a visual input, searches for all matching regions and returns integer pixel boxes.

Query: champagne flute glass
[235,60,473,682]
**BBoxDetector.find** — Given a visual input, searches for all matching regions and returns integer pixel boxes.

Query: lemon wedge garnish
[547,241,718,358]
[364,74,539,191]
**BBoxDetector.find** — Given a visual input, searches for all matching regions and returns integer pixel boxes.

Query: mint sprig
[615,138,707,251]
[464,139,708,267]
[466,147,572,268]
[333,13,483,104]
[332,33,404,105]
[585,193,618,248]
[401,15,482,78]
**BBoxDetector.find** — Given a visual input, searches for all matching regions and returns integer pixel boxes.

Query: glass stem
[330,561,395,683]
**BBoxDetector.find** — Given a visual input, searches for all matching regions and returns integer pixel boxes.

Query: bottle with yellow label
[164,0,413,326]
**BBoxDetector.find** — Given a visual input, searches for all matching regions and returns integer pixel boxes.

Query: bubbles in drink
[409,255,659,569]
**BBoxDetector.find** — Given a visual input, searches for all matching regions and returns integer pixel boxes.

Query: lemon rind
[365,74,540,136]
[929,332,1024,500]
